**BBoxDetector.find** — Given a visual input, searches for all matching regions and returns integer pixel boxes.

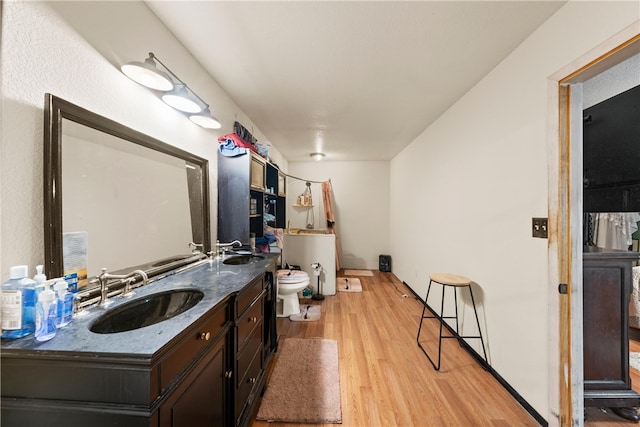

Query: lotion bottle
[1,265,37,339]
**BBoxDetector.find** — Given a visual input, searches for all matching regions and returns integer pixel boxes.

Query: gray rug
[256,338,342,424]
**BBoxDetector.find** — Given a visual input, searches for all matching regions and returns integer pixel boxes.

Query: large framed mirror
[44,94,211,289]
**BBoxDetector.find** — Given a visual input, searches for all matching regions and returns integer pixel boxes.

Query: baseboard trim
[403,280,548,427]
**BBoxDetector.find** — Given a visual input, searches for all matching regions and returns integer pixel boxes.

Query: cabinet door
[250,155,265,191]
[160,338,227,427]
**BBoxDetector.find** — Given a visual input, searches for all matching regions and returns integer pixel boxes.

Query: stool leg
[416,279,434,343]
[453,286,461,346]
[468,285,489,368]
[434,283,446,370]
[417,279,444,370]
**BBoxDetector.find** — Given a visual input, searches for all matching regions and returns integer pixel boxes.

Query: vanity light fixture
[189,108,222,129]
[121,52,221,129]
[310,152,325,161]
[121,54,174,91]
[161,84,202,113]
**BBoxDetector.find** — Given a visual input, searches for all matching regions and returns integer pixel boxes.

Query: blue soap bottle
[1,265,37,339]
[53,280,73,327]
[35,286,57,342]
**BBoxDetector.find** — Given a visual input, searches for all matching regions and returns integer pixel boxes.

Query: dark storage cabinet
[583,247,640,412]
[218,151,286,245]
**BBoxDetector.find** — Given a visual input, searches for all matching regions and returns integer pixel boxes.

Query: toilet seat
[277,269,309,283]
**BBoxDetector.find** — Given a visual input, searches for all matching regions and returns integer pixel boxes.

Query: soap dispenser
[53,280,73,328]
[33,265,47,295]
[35,284,57,342]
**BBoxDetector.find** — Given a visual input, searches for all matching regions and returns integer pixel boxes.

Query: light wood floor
[250,270,540,427]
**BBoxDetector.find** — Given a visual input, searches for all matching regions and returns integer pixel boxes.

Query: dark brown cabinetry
[159,335,228,426]
[218,151,286,245]
[583,247,640,416]
[1,300,232,427]
[234,275,266,427]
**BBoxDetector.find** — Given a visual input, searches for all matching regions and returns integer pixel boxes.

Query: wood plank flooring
[250,270,540,427]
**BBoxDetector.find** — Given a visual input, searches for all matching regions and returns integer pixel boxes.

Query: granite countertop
[1,254,277,361]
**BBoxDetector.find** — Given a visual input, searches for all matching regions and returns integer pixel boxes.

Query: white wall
[389,0,639,421]
[287,161,389,270]
[0,1,285,279]
[584,53,640,108]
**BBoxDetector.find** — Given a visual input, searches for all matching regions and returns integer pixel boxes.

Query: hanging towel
[322,181,341,270]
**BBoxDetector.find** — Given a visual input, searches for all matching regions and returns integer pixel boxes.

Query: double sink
[89,253,264,334]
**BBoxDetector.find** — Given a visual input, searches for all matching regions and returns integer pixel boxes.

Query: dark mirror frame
[43,93,211,280]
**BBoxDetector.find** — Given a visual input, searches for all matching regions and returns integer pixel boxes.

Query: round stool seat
[430,273,471,287]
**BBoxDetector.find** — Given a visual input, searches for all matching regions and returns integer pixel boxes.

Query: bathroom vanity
[5,94,282,426]
[1,255,278,427]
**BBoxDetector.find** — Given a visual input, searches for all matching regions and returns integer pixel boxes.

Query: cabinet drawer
[236,297,263,352]
[237,323,263,387]
[160,303,229,391]
[236,276,263,316]
[235,349,263,421]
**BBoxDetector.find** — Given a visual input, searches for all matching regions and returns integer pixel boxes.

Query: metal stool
[416,273,488,370]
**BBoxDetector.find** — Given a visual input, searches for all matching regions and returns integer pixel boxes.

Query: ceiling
[147,1,566,162]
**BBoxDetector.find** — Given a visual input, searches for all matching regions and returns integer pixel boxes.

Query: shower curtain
[322,181,341,271]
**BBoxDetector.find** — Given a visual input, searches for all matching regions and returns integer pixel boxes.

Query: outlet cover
[532,218,548,238]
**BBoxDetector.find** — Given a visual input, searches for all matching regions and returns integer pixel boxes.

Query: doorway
[550,29,640,426]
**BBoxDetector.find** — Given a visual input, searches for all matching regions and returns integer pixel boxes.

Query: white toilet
[276,269,310,317]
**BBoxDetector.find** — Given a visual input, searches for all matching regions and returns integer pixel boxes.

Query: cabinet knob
[248,377,257,384]
[249,317,258,323]
[224,371,233,379]
[198,331,211,341]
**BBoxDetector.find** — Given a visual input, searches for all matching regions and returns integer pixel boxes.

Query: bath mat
[337,277,362,292]
[257,338,342,423]
[290,304,321,322]
[343,269,373,277]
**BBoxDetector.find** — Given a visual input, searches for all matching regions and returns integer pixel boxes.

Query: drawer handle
[247,377,257,384]
[248,317,258,323]
[224,371,233,379]
[198,332,211,341]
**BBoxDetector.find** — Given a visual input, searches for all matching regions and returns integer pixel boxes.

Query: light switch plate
[532,218,548,238]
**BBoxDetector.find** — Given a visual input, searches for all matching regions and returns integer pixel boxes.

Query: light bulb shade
[162,85,202,113]
[121,57,174,91]
[190,111,222,129]
[310,152,325,161]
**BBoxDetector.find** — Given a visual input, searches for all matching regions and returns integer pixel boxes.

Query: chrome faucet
[121,269,148,298]
[188,241,204,254]
[91,268,149,306]
[215,240,242,257]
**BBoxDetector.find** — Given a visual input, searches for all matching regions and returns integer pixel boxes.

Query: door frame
[548,24,640,426]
